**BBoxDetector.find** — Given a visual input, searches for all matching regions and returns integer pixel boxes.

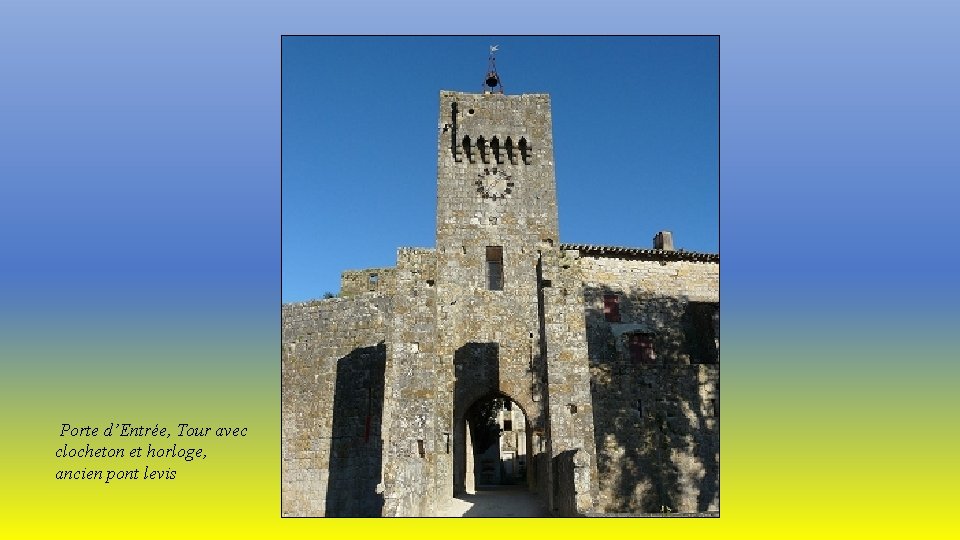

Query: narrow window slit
[486,246,503,291]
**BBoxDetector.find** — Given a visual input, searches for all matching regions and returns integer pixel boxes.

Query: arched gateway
[457,393,534,495]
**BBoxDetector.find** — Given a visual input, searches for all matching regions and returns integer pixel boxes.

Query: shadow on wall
[552,449,580,516]
[532,254,551,505]
[325,343,386,517]
[584,286,719,513]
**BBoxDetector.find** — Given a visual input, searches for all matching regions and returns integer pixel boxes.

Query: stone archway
[456,392,533,494]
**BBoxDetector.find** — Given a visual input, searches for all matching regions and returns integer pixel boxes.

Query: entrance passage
[439,485,550,517]
[463,395,529,490]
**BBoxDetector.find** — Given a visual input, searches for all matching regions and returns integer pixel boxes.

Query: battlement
[439,91,550,166]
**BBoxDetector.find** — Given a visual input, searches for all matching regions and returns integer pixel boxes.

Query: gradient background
[2,1,959,539]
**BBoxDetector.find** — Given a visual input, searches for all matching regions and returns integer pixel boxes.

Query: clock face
[475,167,514,200]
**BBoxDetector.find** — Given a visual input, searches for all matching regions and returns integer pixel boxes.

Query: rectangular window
[628,333,656,364]
[486,246,503,290]
[603,294,620,322]
[503,419,513,432]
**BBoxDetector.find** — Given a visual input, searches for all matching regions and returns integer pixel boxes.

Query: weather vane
[484,45,504,94]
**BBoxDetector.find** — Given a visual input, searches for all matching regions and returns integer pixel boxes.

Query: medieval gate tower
[283,63,719,517]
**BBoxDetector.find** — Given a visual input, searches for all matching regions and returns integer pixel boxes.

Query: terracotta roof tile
[560,243,719,262]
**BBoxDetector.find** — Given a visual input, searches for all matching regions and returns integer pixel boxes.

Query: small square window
[603,294,620,322]
[503,419,513,432]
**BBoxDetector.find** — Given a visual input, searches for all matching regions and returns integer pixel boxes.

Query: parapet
[340,267,397,297]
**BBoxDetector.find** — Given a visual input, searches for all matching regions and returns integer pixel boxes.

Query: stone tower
[374,89,600,516]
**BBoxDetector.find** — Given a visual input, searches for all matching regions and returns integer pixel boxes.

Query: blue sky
[282,36,718,302]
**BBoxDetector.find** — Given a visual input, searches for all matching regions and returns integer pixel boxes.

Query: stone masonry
[282,87,719,517]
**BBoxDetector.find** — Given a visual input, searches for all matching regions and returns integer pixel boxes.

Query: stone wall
[281,294,392,516]
[340,267,397,297]
[554,448,594,517]
[573,253,720,513]
[540,249,600,514]
[379,248,446,517]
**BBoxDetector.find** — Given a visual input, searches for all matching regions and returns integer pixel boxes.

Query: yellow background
[3,335,957,538]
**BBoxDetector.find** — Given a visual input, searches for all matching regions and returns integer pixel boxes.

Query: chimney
[653,231,674,251]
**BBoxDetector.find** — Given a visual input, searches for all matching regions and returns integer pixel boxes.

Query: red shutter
[629,333,656,364]
[603,294,620,322]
